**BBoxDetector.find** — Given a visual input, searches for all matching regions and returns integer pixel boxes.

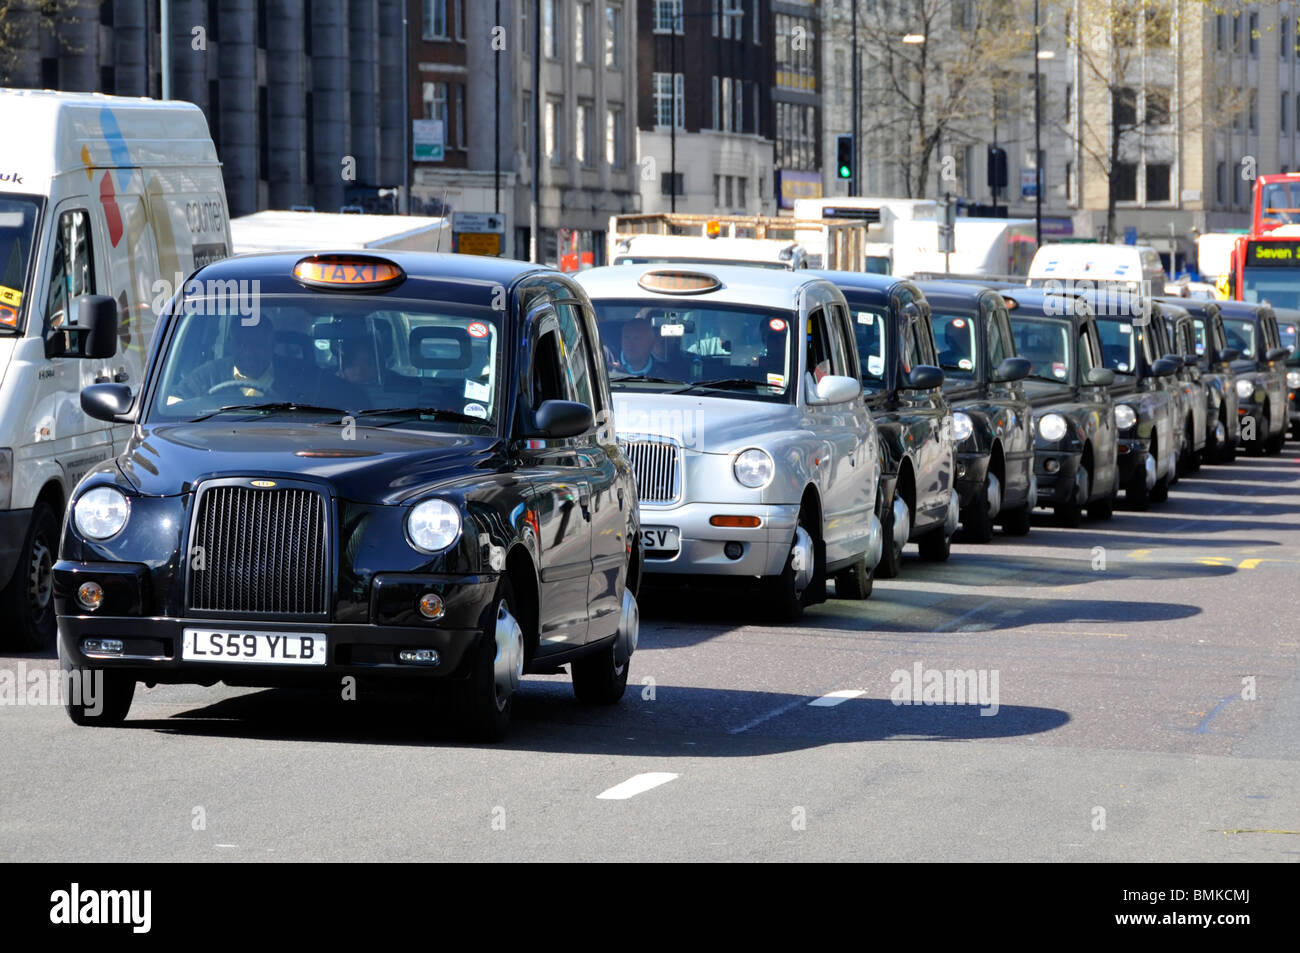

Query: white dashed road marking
[597,772,679,800]
[808,689,866,707]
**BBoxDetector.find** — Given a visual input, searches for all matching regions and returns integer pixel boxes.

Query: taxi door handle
[578,484,592,520]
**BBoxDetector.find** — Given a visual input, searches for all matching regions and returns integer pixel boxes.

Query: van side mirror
[991,356,1031,382]
[1086,367,1116,387]
[81,383,135,422]
[46,295,119,360]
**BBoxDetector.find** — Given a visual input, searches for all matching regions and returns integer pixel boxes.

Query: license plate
[640,526,680,553]
[182,629,327,665]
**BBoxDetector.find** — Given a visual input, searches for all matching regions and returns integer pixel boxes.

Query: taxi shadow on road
[121,681,1071,751]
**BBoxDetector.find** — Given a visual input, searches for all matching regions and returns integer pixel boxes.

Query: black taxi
[54,252,641,741]
[1219,300,1291,454]
[1158,296,1241,464]
[917,281,1035,540]
[812,272,957,577]
[1082,290,1180,510]
[1277,309,1300,439]
[1154,301,1207,475]
[1003,288,1120,526]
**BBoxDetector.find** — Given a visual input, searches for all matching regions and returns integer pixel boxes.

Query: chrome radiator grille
[621,439,682,504]
[187,485,329,615]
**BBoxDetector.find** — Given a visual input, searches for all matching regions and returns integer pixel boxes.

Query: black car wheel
[916,525,951,561]
[60,654,135,727]
[834,555,874,599]
[571,638,630,705]
[0,501,59,652]
[454,577,522,742]
[999,503,1033,536]
[1088,489,1114,521]
[1056,464,1088,527]
[768,508,819,623]
[876,491,908,580]
[959,470,999,544]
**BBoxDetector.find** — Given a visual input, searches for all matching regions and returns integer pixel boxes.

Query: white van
[0,90,230,649]
[610,234,810,270]
[1027,242,1167,293]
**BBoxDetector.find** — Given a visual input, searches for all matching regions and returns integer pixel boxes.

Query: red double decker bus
[1252,173,1300,235]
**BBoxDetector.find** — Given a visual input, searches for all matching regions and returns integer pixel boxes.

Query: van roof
[0,89,220,195]
[1028,242,1166,282]
[231,210,451,254]
[612,234,801,263]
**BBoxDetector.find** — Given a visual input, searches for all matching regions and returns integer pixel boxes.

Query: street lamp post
[1034,0,1042,246]
[851,1,859,197]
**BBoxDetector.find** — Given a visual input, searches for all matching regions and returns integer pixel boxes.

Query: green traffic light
[838,165,851,178]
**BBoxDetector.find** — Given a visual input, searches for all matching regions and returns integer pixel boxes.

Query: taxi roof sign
[293,254,405,291]
[636,270,722,295]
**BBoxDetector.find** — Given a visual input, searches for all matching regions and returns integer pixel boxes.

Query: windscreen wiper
[672,378,768,393]
[353,406,487,426]
[609,374,684,384]
[189,402,348,422]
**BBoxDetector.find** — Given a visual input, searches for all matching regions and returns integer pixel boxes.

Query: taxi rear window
[147,295,503,432]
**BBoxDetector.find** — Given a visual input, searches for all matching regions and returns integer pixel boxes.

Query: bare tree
[857,0,1035,198]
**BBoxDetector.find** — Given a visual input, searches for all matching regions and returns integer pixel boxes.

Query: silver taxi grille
[187,485,329,616]
[621,438,682,505]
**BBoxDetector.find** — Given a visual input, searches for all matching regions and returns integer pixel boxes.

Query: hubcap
[790,526,814,596]
[1075,467,1090,505]
[614,587,638,671]
[1214,420,1225,445]
[1143,453,1157,490]
[1026,473,1039,510]
[28,535,53,613]
[492,599,524,710]
[891,497,910,552]
[986,472,1002,519]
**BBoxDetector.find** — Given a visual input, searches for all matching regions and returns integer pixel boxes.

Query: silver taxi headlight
[1236,378,1255,400]
[1037,413,1068,442]
[733,448,774,489]
[74,486,130,540]
[1114,404,1137,431]
[407,499,462,553]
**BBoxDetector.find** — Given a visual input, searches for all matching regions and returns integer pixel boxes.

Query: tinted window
[1010,316,1072,383]
[555,301,597,409]
[1222,318,1257,358]
[1095,318,1140,374]
[930,309,979,377]
[852,305,888,383]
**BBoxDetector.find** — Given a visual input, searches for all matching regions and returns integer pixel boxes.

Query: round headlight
[1287,371,1300,390]
[73,486,130,540]
[733,448,774,488]
[407,499,462,553]
[1236,378,1255,400]
[1114,404,1137,431]
[950,412,974,443]
[1037,413,1068,442]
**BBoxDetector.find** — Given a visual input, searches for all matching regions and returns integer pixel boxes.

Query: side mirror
[991,356,1031,382]
[1162,353,1184,369]
[529,400,593,439]
[813,374,861,404]
[81,383,135,422]
[1086,367,1116,387]
[1216,347,1239,363]
[1266,346,1292,362]
[46,295,119,360]
[905,364,944,390]
[1151,357,1179,378]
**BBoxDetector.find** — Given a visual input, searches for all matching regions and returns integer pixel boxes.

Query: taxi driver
[172,318,276,402]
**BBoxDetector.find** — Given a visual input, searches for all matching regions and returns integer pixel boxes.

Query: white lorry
[891,217,1037,279]
[0,90,231,649]
[231,209,450,255]
[793,196,938,273]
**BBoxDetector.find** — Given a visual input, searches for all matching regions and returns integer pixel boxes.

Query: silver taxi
[574,265,883,622]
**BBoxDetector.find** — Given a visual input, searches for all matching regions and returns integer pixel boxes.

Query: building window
[1114,87,1137,127]
[1065,160,1075,204]
[423,81,447,125]
[661,172,683,195]
[605,4,622,68]
[737,176,747,209]
[834,49,846,106]
[1282,17,1290,59]
[725,175,734,208]
[577,101,595,167]
[544,0,559,58]
[454,84,465,150]
[653,72,684,128]
[1215,161,1225,205]
[713,174,721,206]
[1232,165,1242,206]
[606,106,625,167]
[1249,90,1258,131]
[774,13,817,90]
[713,76,735,132]
[576,2,592,64]
[1144,3,1170,48]
[1232,14,1241,52]
[1146,87,1170,125]
[1284,92,1291,134]
[653,0,681,34]
[1145,164,1170,203]
[1065,83,1072,123]
[545,98,563,164]
[734,80,744,133]
[522,93,531,156]
[423,0,447,40]
[454,0,464,40]
[1114,162,1138,202]
[1249,13,1259,57]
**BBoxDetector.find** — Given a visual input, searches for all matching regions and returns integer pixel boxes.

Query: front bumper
[1032,449,1081,506]
[955,451,990,509]
[1115,434,1151,484]
[54,560,498,682]
[640,500,881,578]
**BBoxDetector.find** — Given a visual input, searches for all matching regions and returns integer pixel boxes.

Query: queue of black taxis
[1158,296,1241,464]
[917,281,1035,541]
[1219,300,1292,454]
[1002,289,1120,526]
[54,252,641,740]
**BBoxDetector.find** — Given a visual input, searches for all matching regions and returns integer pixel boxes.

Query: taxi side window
[987,304,1009,368]
[555,301,598,411]
[532,328,568,409]
[829,302,858,379]
[45,208,95,329]
[806,308,835,382]
[1079,322,1100,376]
[915,308,938,366]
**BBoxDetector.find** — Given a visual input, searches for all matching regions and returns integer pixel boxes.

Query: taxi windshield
[930,310,979,378]
[1222,318,1257,359]
[852,306,888,385]
[1094,318,1140,375]
[0,195,42,334]
[147,295,501,434]
[1009,316,1072,384]
[592,299,795,403]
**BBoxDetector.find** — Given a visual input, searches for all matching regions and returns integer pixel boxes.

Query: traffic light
[987,145,1008,191]
[836,134,854,180]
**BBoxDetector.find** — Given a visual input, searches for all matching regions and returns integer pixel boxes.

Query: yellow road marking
[1239,558,1264,569]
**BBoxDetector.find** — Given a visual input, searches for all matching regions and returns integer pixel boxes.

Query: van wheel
[453,578,522,742]
[0,502,59,652]
[834,556,873,599]
[61,657,135,726]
